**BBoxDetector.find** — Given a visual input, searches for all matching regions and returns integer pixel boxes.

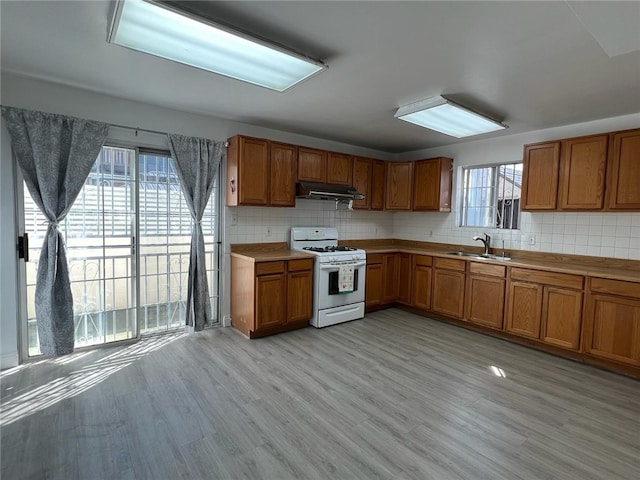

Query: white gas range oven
[290,227,366,328]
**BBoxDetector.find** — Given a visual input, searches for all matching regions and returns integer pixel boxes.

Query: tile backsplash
[226,203,640,260]
[393,211,640,260]
[225,199,394,249]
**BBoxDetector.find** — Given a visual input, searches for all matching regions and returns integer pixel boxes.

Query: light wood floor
[2,309,640,480]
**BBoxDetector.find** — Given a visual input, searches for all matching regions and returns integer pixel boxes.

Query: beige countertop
[362,245,640,283]
[231,250,315,262]
[230,242,315,262]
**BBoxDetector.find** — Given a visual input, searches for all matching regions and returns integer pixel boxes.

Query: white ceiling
[1,1,639,153]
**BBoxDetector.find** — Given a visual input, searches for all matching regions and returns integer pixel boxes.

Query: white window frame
[459,162,522,230]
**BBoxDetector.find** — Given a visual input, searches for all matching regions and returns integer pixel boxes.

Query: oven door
[317,260,366,310]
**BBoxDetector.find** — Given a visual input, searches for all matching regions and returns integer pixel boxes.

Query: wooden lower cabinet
[431,258,465,319]
[584,278,640,366]
[382,254,400,304]
[506,268,583,350]
[255,273,286,330]
[466,275,505,329]
[397,253,412,305]
[506,281,543,338]
[287,268,313,323]
[365,255,383,309]
[541,287,583,350]
[231,257,313,338]
[412,256,432,311]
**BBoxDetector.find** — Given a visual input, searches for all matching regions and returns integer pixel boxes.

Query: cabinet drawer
[590,277,640,299]
[414,255,433,267]
[367,253,383,265]
[434,257,466,272]
[256,261,285,275]
[288,258,314,272]
[510,268,583,289]
[469,262,506,277]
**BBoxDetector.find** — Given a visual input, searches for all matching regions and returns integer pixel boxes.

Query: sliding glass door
[20,145,220,357]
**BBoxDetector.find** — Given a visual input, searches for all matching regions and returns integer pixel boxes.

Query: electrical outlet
[266,227,272,237]
[230,213,238,226]
[527,234,536,245]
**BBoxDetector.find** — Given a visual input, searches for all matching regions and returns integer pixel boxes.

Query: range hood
[296,182,365,201]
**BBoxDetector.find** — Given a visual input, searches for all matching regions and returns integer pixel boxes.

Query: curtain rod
[109,122,229,147]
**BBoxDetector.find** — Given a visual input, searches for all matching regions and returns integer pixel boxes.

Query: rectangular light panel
[395,96,507,138]
[108,0,327,92]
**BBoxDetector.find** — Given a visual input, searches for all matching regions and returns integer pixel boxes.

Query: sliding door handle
[17,233,29,262]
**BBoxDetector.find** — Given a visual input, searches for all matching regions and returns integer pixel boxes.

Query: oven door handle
[319,261,366,270]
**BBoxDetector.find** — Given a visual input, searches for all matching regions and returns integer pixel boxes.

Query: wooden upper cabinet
[559,134,608,210]
[352,157,372,210]
[385,161,413,210]
[297,147,327,183]
[327,152,353,185]
[412,157,453,211]
[606,129,640,210]
[521,141,560,210]
[370,160,386,210]
[226,136,269,206]
[270,142,297,207]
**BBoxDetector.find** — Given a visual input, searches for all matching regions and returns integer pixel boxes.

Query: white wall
[394,113,640,260]
[0,120,20,368]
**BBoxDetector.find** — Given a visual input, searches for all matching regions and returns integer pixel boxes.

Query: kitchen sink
[445,251,511,261]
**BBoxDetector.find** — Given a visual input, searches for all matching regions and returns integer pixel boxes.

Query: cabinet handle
[230,177,236,193]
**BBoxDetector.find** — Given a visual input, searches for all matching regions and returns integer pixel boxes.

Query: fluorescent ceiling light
[394,96,507,138]
[108,0,327,92]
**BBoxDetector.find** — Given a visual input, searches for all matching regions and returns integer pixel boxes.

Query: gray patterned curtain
[1,106,109,356]
[167,133,224,331]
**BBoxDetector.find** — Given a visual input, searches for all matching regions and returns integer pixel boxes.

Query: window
[21,145,221,357]
[460,163,522,229]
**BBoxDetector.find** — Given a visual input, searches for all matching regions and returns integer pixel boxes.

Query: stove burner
[303,246,358,253]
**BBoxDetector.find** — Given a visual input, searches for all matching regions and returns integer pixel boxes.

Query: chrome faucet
[473,233,491,256]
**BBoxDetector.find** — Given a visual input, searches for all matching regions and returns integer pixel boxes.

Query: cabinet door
[397,253,412,305]
[227,136,269,206]
[412,263,432,311]
[606,129,640,210]
[541,287,583,350]
[255,273,286,331]
[559,135,608,210]
[385,162,413,210]
[465,275,506,329]
[327,152,353,186]
[297,147,327,183]
[506,281,543,338]
[521,142,560,210]
[584,294,640,366]
[413,158,453,211]
[287,269,313,323]
[365,263,383,308]
[352,157,372,210]
[370,160,386,210]
[270,142,297,207]
[382,254,399,303]
[432,269,465,318]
